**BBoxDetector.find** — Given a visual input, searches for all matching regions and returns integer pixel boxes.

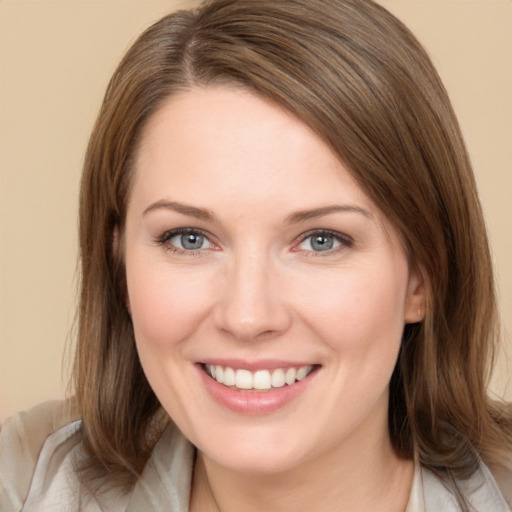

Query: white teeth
[223,367,236,386]
[285,367,296,385]
[253,370,272,390]
[235,369,253,389]
[204,364,314,390]
[296,366,310,381]
[215,365,224,384]
[271,368,286,388]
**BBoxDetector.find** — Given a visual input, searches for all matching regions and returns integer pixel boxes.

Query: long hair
[74,0,511,495]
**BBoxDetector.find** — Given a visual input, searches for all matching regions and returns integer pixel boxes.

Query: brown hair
[74,0,512,498]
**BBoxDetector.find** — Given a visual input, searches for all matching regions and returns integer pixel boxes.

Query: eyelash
[156,228,214,255]
[295,229,354,256]
[155,228,354,256]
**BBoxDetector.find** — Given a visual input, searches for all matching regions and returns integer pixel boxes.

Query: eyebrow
[143,200,371,224]
[285,205,372,224]
[143,200,216,221]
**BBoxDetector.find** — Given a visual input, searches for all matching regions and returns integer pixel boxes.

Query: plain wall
[0,0,510,419]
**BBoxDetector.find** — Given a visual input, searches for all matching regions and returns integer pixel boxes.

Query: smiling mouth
[202,363,317,391]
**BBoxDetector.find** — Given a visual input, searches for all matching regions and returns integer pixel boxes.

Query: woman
[1,0,511,510]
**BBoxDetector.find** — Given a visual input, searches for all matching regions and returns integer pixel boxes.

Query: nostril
[213,298,293,342]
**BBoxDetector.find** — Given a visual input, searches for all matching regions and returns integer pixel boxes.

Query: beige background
[0,0,510,419]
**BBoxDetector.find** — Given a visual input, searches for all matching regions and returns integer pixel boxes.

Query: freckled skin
[124,86,424,480]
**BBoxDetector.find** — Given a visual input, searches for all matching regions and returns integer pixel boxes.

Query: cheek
[126,258,216,348]
[293,263,408,353]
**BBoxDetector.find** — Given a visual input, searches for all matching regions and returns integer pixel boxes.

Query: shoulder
[0,400,80,512]
[487,399,512,508]
[491,449,512,509]
[421,453,512,512]
[0,402,191,512]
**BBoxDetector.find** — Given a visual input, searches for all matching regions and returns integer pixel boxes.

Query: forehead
[136,85,339,174]
[131,85,375,214]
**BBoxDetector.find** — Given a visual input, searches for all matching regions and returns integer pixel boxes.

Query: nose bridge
[214,244,290,341]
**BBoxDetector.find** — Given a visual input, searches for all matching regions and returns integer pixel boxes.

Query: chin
[196,426,312,475]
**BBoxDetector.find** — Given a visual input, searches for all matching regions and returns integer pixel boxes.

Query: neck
[190,407,414,512]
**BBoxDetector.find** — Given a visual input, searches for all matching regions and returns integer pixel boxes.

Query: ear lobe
[404,268,427,324]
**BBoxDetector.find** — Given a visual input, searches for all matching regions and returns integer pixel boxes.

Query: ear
[404,267,427,324]
[113,227,131,315]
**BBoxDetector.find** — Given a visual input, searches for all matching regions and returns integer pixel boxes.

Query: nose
[213,249,292,342]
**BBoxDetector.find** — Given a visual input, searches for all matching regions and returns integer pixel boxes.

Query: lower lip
[197,365,318,415]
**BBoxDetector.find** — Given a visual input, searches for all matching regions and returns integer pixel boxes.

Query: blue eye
[161,229,212,252]
[298,231,350,253]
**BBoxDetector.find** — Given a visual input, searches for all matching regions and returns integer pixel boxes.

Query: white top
[1,401,511,511]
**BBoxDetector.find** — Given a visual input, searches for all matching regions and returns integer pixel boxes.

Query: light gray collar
[128,422,510,511]
[25,418,509,511]
[420,463,510,512]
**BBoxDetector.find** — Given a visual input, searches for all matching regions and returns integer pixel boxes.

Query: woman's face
[124,86,424,474]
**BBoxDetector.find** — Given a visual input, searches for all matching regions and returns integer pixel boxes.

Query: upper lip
[199,358,318,371]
